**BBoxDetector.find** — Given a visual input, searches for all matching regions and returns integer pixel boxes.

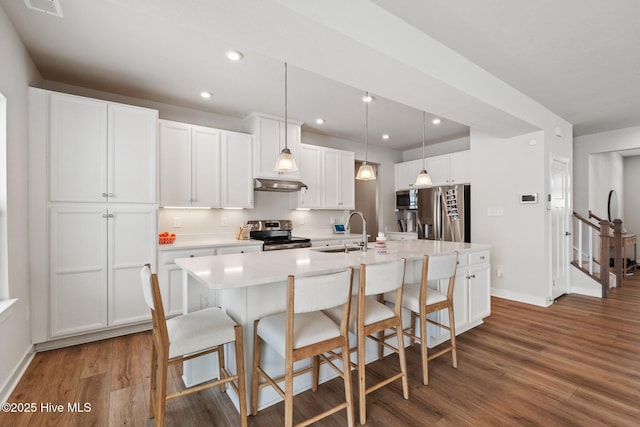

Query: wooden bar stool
[325,259,409,425]
[402,252,459,385]
[251,268,355,427]
[140,264,247,427]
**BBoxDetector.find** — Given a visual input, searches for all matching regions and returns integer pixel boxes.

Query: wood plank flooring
[2,273,639,426]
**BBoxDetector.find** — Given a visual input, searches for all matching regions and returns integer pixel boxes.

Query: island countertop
[174,239,490,290]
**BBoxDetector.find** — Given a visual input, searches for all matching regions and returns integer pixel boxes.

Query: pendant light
[355,91,376,180]
[414,111,432,186]
[274,62,298,173]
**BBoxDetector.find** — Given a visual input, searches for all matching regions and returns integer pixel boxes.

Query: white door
[322,148,340,208]
[159,120,192,206]
[221,131,253,208]
[192,126,221,207]
[550,157,571,299]
[108,207,156,326]
[108,103,157,204]
[297,144,322,208]
[339,151,355,209]
[426,155,451,186]
[253,116,280,179]
[50,207,108,337]
[49,93,108,202]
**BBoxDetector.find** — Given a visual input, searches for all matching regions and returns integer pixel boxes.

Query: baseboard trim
[34,322,152,352]
[491,288,552,307]
[0,345,35,403]
[569,286,603,298]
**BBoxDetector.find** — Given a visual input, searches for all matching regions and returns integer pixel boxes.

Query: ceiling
[3,0,639,150]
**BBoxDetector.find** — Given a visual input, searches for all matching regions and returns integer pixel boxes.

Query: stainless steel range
[247,220,311,251]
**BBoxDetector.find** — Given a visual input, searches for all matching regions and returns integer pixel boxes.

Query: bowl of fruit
[158,231,176,245]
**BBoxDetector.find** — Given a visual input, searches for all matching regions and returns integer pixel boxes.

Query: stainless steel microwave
[396,189,418,210]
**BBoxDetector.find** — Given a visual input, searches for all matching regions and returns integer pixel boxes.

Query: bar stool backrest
[363,259,406,295]
[293,269,354,314]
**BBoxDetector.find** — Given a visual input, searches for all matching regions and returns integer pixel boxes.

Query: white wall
[471,130,549,306]
[589,152,623,220]
[402,136,470,161]
[574,126,640,217]
[0,4,42,399]
[623,156,640,260]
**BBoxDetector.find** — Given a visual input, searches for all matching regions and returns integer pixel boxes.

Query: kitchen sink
[311,245,362,253]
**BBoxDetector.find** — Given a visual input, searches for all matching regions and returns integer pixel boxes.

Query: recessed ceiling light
[200,91,212,99]
[362,94,374,103]
[315,118,325,124]
[432,118,442,125]
[382,134,390,140]
[226,50,244,61]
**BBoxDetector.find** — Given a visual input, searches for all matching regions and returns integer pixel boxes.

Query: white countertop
[158,231,363,251]
[175,239,490,290]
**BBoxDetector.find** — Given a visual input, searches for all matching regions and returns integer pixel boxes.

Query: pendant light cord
[365,91,369,163]
[284,62,288,150]
[422,111,426,170]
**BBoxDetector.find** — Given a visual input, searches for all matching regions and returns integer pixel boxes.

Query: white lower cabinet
[50,206,157,337]
[429,249,491,346]
[159,244,262,317]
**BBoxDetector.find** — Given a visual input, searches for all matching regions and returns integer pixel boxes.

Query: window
[0,93,7,300]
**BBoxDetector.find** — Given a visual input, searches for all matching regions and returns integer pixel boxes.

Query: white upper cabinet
[426,154,451,186]
[49,92,157,203]
[291,144,322,209]
[246,114,302,180]
[394,159,423,191]
[221,131,254,208]
[159,120,222,207]
[395,150,471,190]
[158,121,191,206]
[449,150,471,184]
[290,144,355,210]
[159,120,253,208]
[50,94,107,203]
[109,103,158,203]
[192,126,222,207]
[322,148,355,209]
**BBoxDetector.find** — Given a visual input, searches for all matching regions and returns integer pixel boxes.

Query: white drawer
[456,254,469,268]
[469,250,490,265]
[217,245,262,255]
[161,248,216,264]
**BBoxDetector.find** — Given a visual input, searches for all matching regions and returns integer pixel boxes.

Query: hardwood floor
[2,273,640,426]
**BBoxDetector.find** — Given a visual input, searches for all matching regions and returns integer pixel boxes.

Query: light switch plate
[487,207,504,216]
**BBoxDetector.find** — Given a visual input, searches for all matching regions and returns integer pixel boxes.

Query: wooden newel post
[599,219,610,298]
[613,219,624,289]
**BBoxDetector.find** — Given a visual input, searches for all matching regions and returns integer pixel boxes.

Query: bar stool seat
[256,311,342,358]
[401,283,448,313]
[165,307,237,359]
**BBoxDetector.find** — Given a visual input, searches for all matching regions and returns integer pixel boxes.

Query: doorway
[550,156,570,299]
[353,160,378,242]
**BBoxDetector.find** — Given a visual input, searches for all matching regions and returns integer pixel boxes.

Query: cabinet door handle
[101,192,114,198]
[480,256,485,260]
[102,213,114,219]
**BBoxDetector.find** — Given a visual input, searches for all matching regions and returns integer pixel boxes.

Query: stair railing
[572,211,624,297]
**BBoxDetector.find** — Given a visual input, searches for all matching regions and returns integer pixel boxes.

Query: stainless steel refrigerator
[417,184,471,242]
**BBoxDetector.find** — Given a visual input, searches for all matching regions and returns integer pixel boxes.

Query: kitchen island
[175,239,491,412]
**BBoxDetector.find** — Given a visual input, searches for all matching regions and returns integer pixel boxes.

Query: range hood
[254,178,308,192]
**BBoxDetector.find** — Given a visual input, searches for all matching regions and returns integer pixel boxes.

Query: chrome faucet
[347,211,367,252]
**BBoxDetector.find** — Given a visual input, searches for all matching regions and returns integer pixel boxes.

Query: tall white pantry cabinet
[29,88,158,344]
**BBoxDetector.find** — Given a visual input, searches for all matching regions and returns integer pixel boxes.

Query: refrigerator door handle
[435,187,442,240]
